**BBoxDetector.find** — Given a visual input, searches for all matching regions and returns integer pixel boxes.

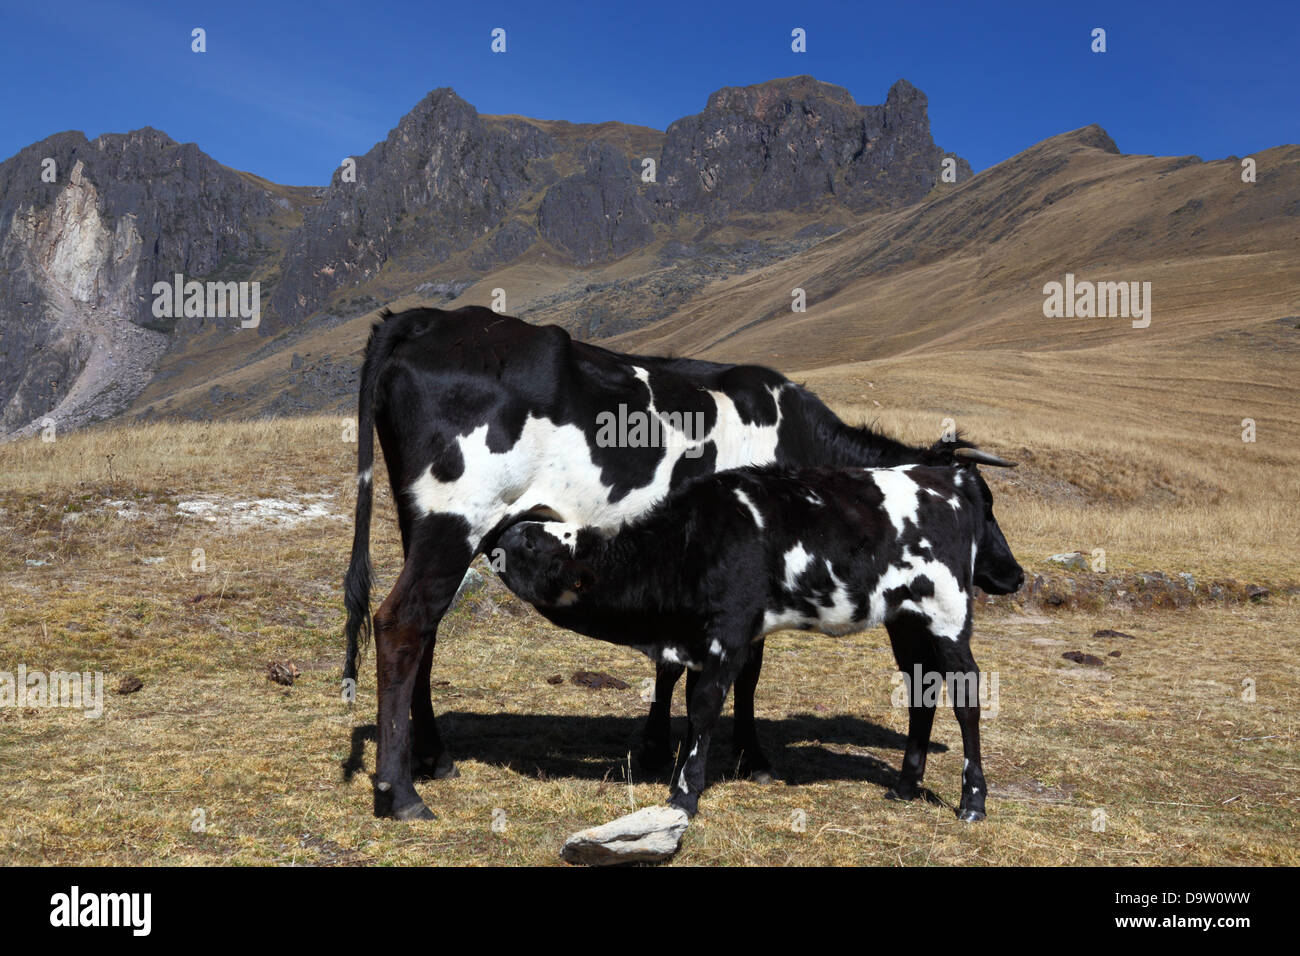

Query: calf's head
[496,521,596,609]
[956,456,1025,595]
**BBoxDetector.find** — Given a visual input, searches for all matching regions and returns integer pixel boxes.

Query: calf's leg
[883,614,939,802]
[731,639,776,783]
[639,662,683,770]
[669,647,746,817]
[642,645,774,783]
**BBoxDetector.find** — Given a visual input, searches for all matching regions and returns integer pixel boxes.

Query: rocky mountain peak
[704,75,859,118]
[93,127,178,152]
[1064,124,1122,154]
[882,78,927,127]
[657,76,965,218]
[0,126,283,433]
[267,87,557,327]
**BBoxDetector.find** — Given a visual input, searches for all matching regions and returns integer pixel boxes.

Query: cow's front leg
[939,635,987,822]
[639,662,684,771]
[669,647,746,818]
[731,638,776,783]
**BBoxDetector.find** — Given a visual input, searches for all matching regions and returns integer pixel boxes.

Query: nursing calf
[496,462,1024,820]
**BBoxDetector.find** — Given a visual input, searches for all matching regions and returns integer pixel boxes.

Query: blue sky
[1,0,1295,185]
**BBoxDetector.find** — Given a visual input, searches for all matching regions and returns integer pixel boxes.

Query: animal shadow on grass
[342,711,948,800]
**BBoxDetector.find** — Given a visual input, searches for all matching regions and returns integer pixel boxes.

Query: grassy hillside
[605,133,1300,365]
[2,400,1295,864]
[3,121,1296,866]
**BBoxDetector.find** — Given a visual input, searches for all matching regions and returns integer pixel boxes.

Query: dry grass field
[3,342,1297,865]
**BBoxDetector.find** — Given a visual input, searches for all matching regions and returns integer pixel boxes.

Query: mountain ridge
[4,76,1294,438]
[0,75,969,436]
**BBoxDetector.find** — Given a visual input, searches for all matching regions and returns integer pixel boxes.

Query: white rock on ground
[174,494,340,530]
[561,805,690,866]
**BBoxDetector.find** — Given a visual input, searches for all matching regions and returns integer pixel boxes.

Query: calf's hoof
[884,786,918,802]
[667,793,700,819]
[957,808,986,823]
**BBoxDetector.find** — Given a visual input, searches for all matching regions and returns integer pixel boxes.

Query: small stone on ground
[561,805,690,865]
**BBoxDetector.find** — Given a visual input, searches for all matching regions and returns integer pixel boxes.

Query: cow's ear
[929,438,972,464]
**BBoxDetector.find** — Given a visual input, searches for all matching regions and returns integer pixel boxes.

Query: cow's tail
[342,312,395,685]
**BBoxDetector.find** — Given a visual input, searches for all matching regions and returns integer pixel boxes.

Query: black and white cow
[343,306,1004,820]
[495,461,1024,820]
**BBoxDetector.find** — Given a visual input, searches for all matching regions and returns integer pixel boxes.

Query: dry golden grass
[1,404,1296,866]
[0,418,350,494]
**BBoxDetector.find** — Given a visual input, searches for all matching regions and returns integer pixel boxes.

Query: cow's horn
[953,447,1018,468]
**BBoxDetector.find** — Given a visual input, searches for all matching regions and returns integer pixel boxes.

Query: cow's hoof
[884,786,917,802]
[957,808,986,823]
[394,801,436,821]
[736,753,779,784]
[415,754,459,780]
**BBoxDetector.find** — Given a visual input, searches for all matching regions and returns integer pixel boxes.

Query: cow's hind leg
[397,506,461,782]
[372,516,471,819]
[883,614,939,803]
[639,662,683,771]
[732,639,776,783]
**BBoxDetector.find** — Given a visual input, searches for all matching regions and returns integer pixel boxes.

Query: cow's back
[367,307,805,544]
